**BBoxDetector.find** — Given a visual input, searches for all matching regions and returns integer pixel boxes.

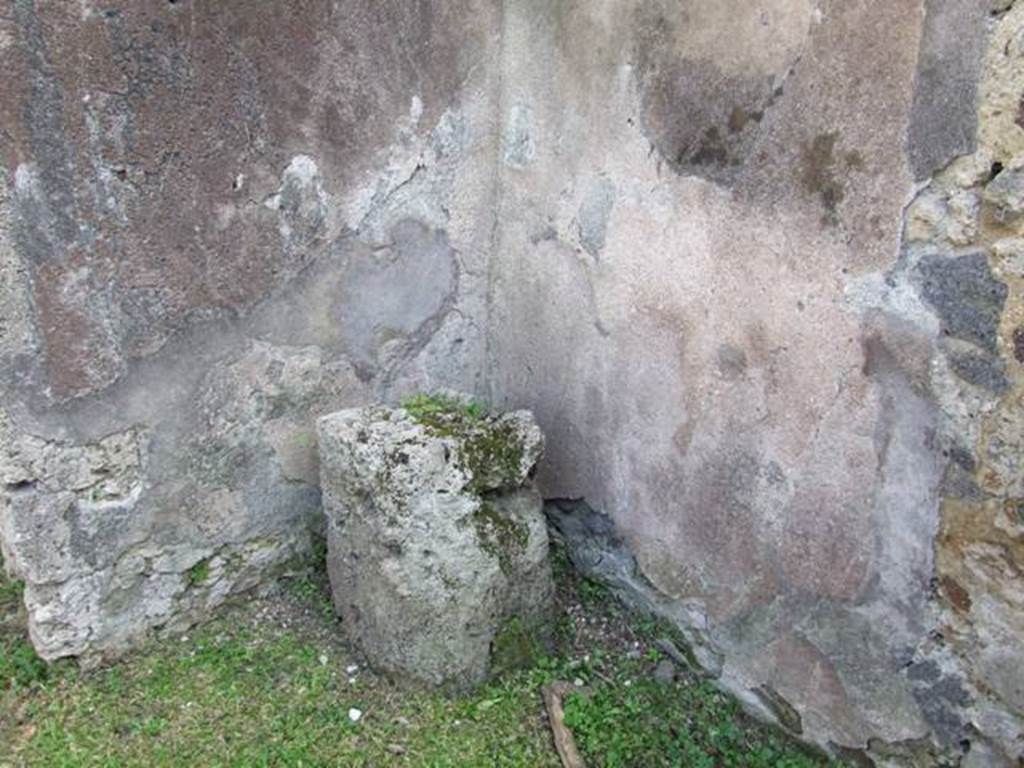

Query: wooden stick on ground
[542,682,587,768]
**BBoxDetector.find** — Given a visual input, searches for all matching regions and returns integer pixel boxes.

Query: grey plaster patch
[947,348,1010,393]
[0,171,39,364]
[264,155,330,250]
[503,104,535,170]
[917,253,1008,353]
[906,661,972,745]
[907,0,987,180]
[577,177,616,258]
[334,219,458,375]
[862,329,943,616]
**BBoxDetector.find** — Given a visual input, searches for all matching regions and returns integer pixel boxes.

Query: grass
[1,577,48,695]
[563,676,822,768]
[0,547,836,768]
[8,628,557,767]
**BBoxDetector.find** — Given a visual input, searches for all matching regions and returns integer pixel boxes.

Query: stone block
[317,401,552,689]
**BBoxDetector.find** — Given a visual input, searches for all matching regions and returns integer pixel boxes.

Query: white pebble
[348,708,363,723]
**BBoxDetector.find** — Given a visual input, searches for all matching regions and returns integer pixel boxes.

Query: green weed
[401,392,487,424]
[564,675,825,768]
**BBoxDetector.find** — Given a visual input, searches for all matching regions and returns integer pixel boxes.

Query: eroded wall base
[0,0,499,662]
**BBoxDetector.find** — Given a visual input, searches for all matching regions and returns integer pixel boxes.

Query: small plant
[311,534,328,569]
[563,677,826,768]
[283,534,336,623]
[188,559,211,587]
[401,393,487,424]
[491,617,546,675]
[286,573,336,623]
[634,614,659,640]
[400,394,528,492]
[0,577,24,605]
[577,576,611,609]
[0,637,48,690]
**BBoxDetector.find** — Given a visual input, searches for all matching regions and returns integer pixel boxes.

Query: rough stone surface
[3,0,1024,764]
[317,404,552,689]
[653,658,677,685]
[917,252,1008,353]
[985,167,1024,223]
[545,499,724,678]
[0,0,499,661]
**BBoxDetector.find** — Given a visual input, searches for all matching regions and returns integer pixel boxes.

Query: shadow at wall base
[543,498,985,768]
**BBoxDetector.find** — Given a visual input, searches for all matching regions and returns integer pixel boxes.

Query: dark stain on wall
[1013,326,1024,363]
[800,133,844,225]
[907,0,986,180]
[1,0,485,402]
[939,575,972,614]
[797,133,873,226]
[631,5,787,185]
